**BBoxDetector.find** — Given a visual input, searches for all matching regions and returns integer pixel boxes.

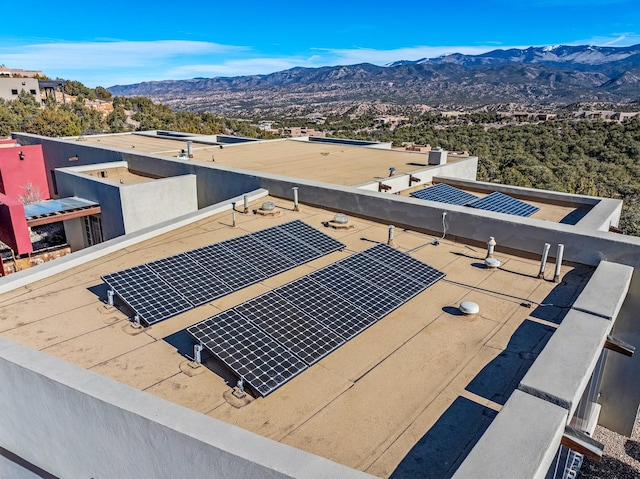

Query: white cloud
[319,45,511,65]
[569,33,640,47]
[170,57,309,78]
[0,40,247,71]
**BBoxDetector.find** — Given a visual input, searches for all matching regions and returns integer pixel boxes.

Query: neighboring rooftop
[0,194,592,477]
[79,133,463,186]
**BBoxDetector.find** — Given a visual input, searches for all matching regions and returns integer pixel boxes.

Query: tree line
[0,82,279,139]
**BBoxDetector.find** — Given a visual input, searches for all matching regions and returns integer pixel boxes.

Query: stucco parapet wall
[571,260,634,320]
[0,337,374,479]
[518,309,611,421]
[0,188,269,295]
[452,390,567,479]
[57,160,128,173]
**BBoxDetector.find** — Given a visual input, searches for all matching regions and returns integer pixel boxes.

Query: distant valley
[108,44,640,116]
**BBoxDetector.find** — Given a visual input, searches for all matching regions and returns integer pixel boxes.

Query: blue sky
[1,0,639,87]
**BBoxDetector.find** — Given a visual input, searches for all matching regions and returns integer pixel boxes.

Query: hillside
[108,44,640,115]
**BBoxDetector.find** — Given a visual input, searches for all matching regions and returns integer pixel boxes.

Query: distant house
[282,126,325,138]
[0,78,40,102]
[0,65,44,78]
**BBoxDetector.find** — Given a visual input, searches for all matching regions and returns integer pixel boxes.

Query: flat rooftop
[0,196,592,477]
[80,166,161,185]
[77,133,587,224]
[80,134,462,186]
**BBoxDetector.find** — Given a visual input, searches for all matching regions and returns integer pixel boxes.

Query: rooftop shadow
[530,267,591,324]
[87,283,109,301]
[465,319,555,405]
[625,439,640,462]
[559,206,591,225]
[390,396,497,479]
[164,329,197,357]
[578,454,640,478]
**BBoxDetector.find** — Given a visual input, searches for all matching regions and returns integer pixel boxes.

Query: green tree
[106,106,130,133]
[94,86,112,101]
[22,108,82,137]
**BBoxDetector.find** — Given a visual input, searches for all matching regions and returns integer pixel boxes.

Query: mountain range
[108,44,640,115]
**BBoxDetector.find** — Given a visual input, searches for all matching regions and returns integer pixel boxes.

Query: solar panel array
[465,191,540,217]
[410,183,479,205]
[102,220,345,325]
[410,184,539,217]
[188,243,445,396]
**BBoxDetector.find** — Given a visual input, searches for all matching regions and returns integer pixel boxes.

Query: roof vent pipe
[486,237,496,259]
[194,344,203,364]
[292,186,299,212]
[554,244,565,282]
[243,194,249,214]
[107,289,114,306]
[387,225,395,247]
[538,243,551,279]
[231,202,237,227]
[187,140,193,158]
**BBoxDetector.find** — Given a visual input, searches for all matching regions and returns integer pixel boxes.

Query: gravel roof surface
[579,416,640,478]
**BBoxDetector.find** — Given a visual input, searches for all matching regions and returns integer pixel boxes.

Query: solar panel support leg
[232,377,246,398]
[107,289,114,306]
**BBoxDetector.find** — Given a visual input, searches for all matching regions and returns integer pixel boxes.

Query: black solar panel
[186,243,266,290]
[219,234,296,277]
[466,191,539,217]
[252,226,323,266]
[235,291,344,365]
[309,263,404,319]
[360,243,446,288]
[185,242,445,396]
[275,277,377,340]
[336,252,429,302]
[102,265,193,325]
[188,310,307,396]
[146,253,232,306]
[275,220,345,256]
[410,183,479,205]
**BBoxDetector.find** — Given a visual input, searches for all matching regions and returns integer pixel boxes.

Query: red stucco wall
[0,144,49,201]
[0,193,32,255]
